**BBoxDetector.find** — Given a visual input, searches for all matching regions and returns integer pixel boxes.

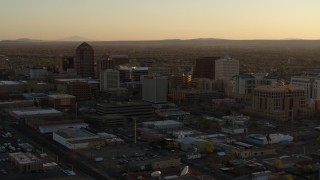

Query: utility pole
[134,118,137,145]
[291,109,293,133]
[75,102,78,121]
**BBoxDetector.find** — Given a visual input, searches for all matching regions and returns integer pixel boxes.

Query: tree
[273,159,283,169]
[199,141,214,153]
[282,175,294,180]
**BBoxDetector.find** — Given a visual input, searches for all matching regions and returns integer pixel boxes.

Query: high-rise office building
[142,75,168,103]
[168,74,192,91]
[193,57,220,79]
[75,42,94,78]
[215,57,239,80]
[111,55,130,67]
[100,69,120,91]
[97,55,129,79]
[97,55,112,79]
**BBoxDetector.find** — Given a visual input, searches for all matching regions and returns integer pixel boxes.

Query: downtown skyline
[1,0,320,41]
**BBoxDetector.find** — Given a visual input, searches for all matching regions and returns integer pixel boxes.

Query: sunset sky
[1,0,319,40]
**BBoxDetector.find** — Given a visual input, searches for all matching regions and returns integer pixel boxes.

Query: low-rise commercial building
[0,100,34,109]
[48,94,76,108]
[38,123,88,134]
[9,152,43,173]
[142,120,183,130]
[175,137,214,153]
[0,81,26,93]
[246,133,293,145]
[155,110,190,120]
[9,108,62,120]
[25,117,82,129]
[84,114,127,127]
[54,78,99,100]
[53,128,104,150]
[170,89,220,103]
[151,158,181,170]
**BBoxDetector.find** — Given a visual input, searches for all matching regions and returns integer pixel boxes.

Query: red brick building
[67,81,92,101]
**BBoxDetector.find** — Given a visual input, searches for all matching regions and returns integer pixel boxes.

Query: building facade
[53,128,104,150]
[48,94,76,108]
[67,81,92,101]
[96,101,153,120]
[246,84,312,121]
[100,69,120,91]
[142,75,168,103]
[168,74,192,91]
[60,56,75,73]
[215,57,239,80]
[30,68,48,80]
[232,74,279,104]
[291,76,316,100]
[75,42,94,78]
[9,152,43,173]
[193,57,220,79]
[0,81,26,93]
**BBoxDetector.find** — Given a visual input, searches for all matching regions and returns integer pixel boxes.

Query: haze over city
[2,1,320,180]
[1,0,320,41]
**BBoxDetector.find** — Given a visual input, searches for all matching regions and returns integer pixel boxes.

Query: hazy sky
[1,0,319,40]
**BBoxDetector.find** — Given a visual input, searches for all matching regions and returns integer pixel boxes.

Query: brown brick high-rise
[75,42,94,78]
[193,57,220,79]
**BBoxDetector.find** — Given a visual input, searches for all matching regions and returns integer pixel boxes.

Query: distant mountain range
[1,36,93,42]
[1,37,319,47]
[56,36,93,42]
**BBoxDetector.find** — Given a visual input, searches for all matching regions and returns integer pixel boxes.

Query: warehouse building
[53,128,104,150]
[84,114,127,127]
[9,108,63,120]
[38,123,88,134]
[0,100,34,109]
[142,120,183,130]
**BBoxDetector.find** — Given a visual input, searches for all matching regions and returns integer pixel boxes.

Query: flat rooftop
[0,81,24,85]
[55,128,97,139]
[48,94,76,99]
[55,78,99,84]
[0,100,33,105]
[143,120,183,126]
[11,108,62,116]
[9,152,41,165]
[255,84,304,92]
[97,101,152,107]
[39,123,88,133]
[157,110,190,117]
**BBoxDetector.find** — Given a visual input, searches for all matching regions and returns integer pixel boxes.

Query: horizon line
[1,37,320,42]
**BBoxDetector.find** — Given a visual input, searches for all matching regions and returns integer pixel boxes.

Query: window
[274,98,280,110]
